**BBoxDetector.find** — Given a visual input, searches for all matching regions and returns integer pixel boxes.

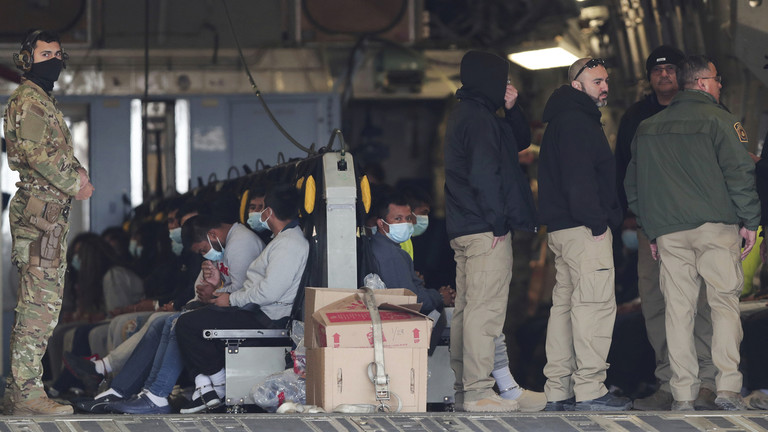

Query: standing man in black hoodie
[444,51,539,412]
[538,58,630,411]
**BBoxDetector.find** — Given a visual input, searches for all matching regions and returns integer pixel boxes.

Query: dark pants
[52,323,101,393]
[742,309,768,390]
[175,305,282,376]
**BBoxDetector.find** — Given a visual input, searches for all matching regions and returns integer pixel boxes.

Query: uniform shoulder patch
[734,122,749,143]
[18,110,47,143]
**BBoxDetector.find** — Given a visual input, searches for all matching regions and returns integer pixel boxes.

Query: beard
[593,92,608,107]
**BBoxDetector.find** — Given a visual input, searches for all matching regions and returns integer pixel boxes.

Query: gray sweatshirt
[229,223,309,320]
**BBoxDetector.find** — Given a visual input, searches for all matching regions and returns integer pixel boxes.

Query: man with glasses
[538,58,630,411]
[616,47,718,411]
[625,55,759,411]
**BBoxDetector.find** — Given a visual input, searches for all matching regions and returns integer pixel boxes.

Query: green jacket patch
[18,111,47,143]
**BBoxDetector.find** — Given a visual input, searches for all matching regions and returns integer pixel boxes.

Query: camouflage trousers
[6,193,69,403]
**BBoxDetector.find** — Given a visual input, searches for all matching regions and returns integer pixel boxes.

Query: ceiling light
[507,39,584,70]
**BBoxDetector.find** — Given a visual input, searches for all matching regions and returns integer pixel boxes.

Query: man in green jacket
[625,55,760,411]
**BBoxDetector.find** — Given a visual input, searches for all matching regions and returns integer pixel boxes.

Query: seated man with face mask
[397,186,432,261]
[370,190,446,315]
[244,184,273,245]
[369,190,453,359]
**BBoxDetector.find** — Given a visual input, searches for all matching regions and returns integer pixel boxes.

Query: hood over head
[459,50,509,109]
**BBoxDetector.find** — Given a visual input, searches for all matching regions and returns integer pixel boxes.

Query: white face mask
[412,214,429,237]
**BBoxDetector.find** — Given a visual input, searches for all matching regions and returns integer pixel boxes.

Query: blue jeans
[145,313,185,397]
[110,313,171,396]
[111,312,185,397]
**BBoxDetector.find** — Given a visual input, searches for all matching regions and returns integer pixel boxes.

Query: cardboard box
[304,287,420,349]
[313,295,432,349]
[304,287,430,412]
[306,347,428,412]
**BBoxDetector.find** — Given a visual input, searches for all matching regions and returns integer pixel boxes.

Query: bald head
[569,58,609,107]
[568,58,592,82]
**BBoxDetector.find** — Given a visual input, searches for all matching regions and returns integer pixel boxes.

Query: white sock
[142,389,169,407]
[209,368,226,387]
[213,383,226,399]
[493,367,523,400]
[102,357,113,374]
[93,359,105,376]
[95,388,123,400]
[193,374,212,399]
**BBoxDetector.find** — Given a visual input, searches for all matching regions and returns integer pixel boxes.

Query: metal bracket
[226,339,241,354]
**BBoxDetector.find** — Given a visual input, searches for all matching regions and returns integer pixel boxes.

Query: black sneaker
[544,396,576,411]
[109,393,172,415]
[179,389,222,414]
[574,393,632,411]
[63,352,104,393]
[74,394,124,414]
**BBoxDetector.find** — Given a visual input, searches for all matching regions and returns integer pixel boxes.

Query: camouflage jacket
[3,79,82,204]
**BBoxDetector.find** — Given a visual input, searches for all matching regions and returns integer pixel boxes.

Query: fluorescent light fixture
[507,39,584,70]
[130,99,143,207]
[174,100,190,194]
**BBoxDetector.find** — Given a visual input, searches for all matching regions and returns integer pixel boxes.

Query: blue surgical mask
[254,208,272,233]
[622,230,639,251]
[383,221,414,244]
[370,225,378,236]
[171,240,184,256]
[129,240,142,258]
[247,211,269,232]
[71,254,82,271]
[169,227,182,244]
[203,234,224,262]
[412,215,429,237]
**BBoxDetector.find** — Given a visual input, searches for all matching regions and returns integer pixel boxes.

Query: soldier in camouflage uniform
[2,30,94,415]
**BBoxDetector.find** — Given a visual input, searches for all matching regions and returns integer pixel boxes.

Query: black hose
[221,0,313,155]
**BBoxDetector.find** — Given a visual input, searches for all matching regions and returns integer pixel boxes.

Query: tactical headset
[13,29,68,72]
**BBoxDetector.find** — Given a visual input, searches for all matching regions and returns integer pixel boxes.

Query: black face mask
[25,58,63,94]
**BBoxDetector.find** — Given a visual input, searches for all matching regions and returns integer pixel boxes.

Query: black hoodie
[614,92,667,215]
[444,51,537,240]
[538,85,621,236]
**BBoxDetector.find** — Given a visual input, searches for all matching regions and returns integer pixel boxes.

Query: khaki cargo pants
[450,231,512,402]
[636,230,716,393]
[6,193,69,403]
[544,226,615,402]
[656,223,743,401]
